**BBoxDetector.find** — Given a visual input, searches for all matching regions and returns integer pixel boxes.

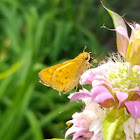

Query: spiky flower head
[65,5,140,140]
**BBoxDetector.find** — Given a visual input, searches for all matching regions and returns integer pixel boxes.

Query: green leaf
[0,62,21,80]
[102,109,128,140]
[26,110,43,140]
[46,139,64,140]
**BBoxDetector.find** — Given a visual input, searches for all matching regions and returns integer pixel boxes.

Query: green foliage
[0,0,139,140]
[0,62,21,79]
[46,139,64,140]
[102,108,129,140]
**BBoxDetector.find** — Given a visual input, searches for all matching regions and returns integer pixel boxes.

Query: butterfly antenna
[93,51,99,55]
[83,46,87,52]
[89,51,99,58]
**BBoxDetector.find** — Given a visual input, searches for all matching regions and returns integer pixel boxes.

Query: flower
[66,57,140,140]
[65,94,105,140]
[126,24,140,65]
[103,5,140,65]
[65,5,140,140]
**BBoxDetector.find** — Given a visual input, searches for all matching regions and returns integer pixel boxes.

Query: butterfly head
[76,52,91,63]
[84,52,91,62]
[81,46,98,63]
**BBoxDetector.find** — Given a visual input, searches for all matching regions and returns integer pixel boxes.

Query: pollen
[107,62,140,91]
[102,53,140,92]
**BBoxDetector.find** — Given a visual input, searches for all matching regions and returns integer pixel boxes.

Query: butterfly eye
[89,57,93,63]
[85,56,89,60]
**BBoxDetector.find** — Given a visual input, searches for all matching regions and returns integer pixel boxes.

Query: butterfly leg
[89,63,95,68]
[59,91,61,96]
[81,84,84,90]
[75,85,78,92]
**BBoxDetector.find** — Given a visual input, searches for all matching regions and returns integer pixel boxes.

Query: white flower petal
[90,131,103,140]
[89,116,104,134]
[135,119,140,134]
[123,118,135,140]
[65,126,78,139]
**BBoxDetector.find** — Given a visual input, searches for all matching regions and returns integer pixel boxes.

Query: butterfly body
[39,52,91,94]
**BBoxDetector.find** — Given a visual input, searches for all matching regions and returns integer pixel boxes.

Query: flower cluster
[65,6,140,140]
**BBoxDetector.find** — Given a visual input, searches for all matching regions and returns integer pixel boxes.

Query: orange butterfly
[38,47,93,95]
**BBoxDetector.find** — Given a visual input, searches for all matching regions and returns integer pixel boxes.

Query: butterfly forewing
[39,61,70,86]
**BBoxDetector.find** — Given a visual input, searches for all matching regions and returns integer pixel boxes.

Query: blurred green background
[0,0,139,140]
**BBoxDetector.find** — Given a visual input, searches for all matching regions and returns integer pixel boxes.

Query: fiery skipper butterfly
[38,47,93,94]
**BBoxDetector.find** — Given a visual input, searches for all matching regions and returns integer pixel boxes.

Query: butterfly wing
[52,60,87,93]
[38,61,70,87]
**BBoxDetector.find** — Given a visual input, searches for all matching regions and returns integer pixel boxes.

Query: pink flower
[125,101,140,120]
[65,5,140,140]
[65,100,105,140]
[103,5,140,65]
[68,60,140,139]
